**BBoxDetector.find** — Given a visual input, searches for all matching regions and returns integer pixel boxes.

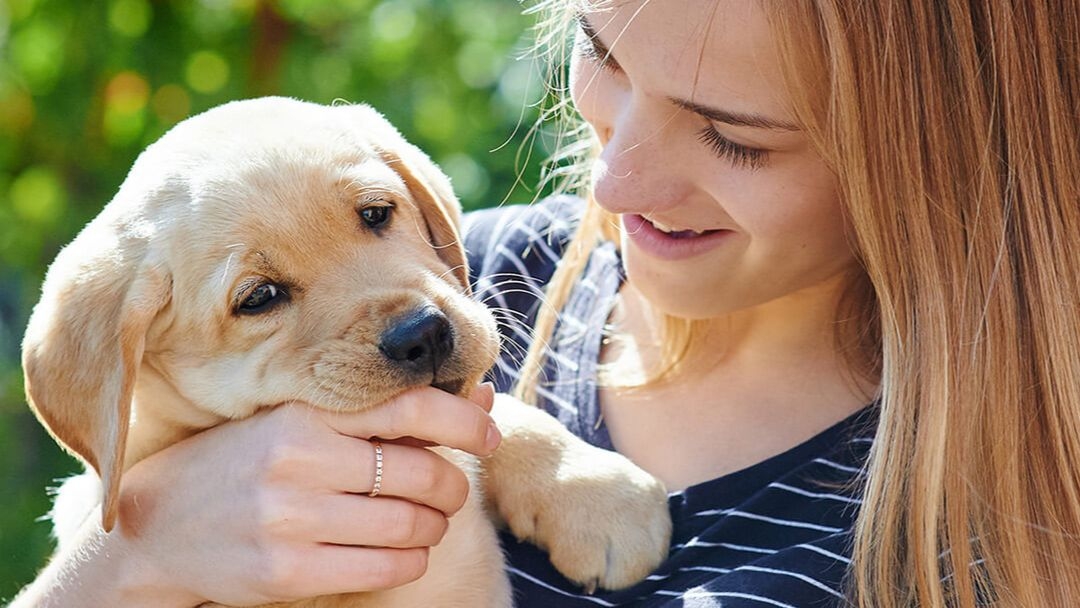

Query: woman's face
[571,0,856,320]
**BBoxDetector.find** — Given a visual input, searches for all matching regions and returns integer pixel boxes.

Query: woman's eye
[239,283,285,314]
[576,37,619,73]
[360,205,392,229]
[697,126,769,170]
[575,19,621,73]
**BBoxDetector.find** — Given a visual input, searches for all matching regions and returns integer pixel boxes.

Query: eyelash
[575,29,620,72]
[575,26,769,170]
[697,126,769,170]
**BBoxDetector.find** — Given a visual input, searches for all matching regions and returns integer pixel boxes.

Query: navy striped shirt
[464,196,876,608]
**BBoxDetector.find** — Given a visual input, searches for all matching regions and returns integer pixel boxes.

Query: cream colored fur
[22,97,670,607]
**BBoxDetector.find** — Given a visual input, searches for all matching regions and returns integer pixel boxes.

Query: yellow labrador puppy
[21,97,670,607]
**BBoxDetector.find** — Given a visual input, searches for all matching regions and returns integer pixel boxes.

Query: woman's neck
[599,273,878,490]
[611,272,868,387]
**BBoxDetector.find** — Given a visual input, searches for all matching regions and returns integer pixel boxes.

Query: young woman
[12,0,1080,606]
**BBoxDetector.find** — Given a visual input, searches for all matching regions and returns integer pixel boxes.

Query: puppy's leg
[484,394,672,592]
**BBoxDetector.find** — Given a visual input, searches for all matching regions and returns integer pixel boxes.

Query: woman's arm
[10,385,500,608]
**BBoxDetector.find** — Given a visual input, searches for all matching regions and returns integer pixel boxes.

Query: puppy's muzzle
[380,305,455,378]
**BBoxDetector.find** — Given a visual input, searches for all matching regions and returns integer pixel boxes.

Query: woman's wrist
[11,512,202,608]
[109,526,205,608]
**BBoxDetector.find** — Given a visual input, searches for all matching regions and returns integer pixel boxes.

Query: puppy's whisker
[490,310,531,328]
[299,352,364,409]
[484,303,527,321]
[476,277,540,291]
[474,274,556,301]
[478,287,547,309]
[477,288,551,307]
[489,316,548,372]
[295,373,326,406]
[436,264,470,286]
[479,276,556,299]
[496,341,530,370]
[312,372,356,409]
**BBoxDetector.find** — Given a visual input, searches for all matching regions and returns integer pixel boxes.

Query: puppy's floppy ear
[22,219,171,533]
[340,103,471,292]
[381,148,471,293]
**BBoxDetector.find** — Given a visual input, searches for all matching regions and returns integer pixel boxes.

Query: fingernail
[469,382,495,407]
[485,421,502,452]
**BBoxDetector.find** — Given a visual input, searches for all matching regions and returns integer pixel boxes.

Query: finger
[285,545,430,598]
[322,386,501,456]
[371,443,472,514]
[303,494,449,548]
[468,382,495,413]
[379,437,438,449]
[306,434,471,515]
[380,383,497,448]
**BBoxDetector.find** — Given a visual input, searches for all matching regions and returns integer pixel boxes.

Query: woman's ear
[22,222,171,533]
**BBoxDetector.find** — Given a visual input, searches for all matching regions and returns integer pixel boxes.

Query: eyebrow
[576,14,801,133]
[668,98,800,132]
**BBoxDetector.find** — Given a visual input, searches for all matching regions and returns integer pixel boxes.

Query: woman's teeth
[650,218,707,238]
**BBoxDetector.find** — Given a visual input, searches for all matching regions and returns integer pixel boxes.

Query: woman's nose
[589,102,690,216]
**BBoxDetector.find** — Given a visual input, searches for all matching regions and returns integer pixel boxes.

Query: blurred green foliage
[0,0,556,599]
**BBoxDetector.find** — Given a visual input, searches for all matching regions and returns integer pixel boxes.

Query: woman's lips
[622,214,734,261]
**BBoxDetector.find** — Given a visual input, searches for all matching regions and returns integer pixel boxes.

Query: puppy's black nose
[379,306,454,375]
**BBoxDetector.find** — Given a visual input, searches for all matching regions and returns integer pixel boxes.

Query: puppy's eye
[239,283,285,314]
[360,205,392,229]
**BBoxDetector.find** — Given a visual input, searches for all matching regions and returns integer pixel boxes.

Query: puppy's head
[22,97,499,531]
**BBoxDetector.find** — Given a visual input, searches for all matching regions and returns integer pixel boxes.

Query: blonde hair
[519,0,1080,605]
[772,1,1080,605]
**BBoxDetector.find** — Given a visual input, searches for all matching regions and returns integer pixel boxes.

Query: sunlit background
[0,0,565,597]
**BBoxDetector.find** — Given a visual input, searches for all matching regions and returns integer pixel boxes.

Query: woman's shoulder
[462,195,584,285]
[461,196,587,393]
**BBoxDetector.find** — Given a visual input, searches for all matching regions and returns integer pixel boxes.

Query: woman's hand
[11,384,500,608]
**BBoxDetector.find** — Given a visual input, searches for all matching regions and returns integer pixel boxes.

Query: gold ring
[369,440,383,497]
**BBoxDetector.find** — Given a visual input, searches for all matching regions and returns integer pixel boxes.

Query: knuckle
[408,547,431,581]
[261,439,309,482]
[432,511,450,541]
[252,489,300,540]
[410,458,442,498]
[437,460,470,514]
[389,548,431,586]
[257,548,305,598]
[387,503,428,546]
[362,549,428,589]
[446,477,470,515]
[359,559,396,589]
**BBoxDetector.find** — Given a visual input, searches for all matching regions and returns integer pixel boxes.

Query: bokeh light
[103,71,151,146]
[9,165,65,226]
[185,50,230,94]
[108,0,152,38]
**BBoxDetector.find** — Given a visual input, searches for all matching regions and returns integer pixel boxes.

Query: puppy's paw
[500,442,671,592]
